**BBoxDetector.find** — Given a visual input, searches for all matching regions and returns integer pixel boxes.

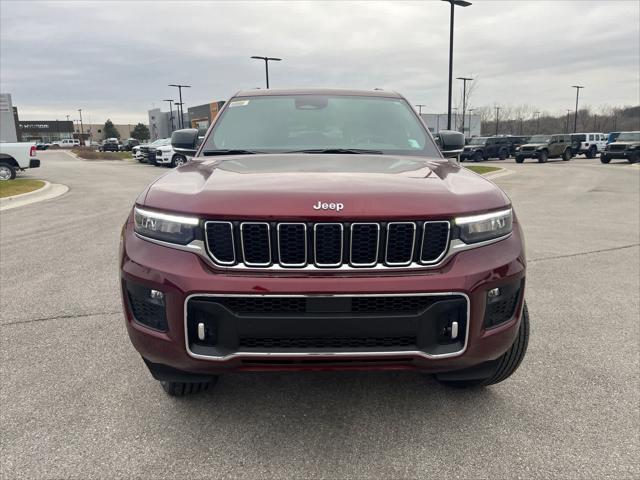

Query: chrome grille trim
[204,221,236,266]
[385,222,416,267]
[277,223,308,268]
[349,223,380,267]
[420,221,451,265]
[240,222,272,267]
[313,223,344,267]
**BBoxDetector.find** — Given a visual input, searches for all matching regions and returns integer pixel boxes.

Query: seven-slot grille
[204,220,450,269]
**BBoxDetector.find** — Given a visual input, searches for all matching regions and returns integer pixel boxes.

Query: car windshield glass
[468,137,487,145]
[617,132,640,142]
[151,138,170,146]
[204,95,439,157]
[528,135,550,143]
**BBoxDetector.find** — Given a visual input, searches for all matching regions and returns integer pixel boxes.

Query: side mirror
[435,130,465,158]
[171,128,199,156]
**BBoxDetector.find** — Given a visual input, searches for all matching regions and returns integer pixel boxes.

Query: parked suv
[120,138,140,151]
[515,134,573,163]
[50,139,80,148]
[570,133,607,158]
[460,136,512,162]
[600,131,640,164]
[100,138,120,152]
[120,89,528,396]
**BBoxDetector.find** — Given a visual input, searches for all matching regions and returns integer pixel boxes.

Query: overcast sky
[1,0,638,124]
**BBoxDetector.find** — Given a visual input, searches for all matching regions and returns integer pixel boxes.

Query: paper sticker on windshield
[229,100,249,107]
[408,139,420,149]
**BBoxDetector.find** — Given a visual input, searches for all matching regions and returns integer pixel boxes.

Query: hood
[142,154,510,219]
[521,143,547,148]
[610,141,639,147]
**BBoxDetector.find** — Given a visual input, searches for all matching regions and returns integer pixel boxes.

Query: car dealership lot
[1,151,638,478]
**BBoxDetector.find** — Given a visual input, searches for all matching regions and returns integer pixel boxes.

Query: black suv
[460,136,513,162]
[600,131,640,164]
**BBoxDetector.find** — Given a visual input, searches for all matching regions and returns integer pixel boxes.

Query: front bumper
[120,217,526,374]
[516,150,540,159]
[155,155,171,164]
[603,150,634,159]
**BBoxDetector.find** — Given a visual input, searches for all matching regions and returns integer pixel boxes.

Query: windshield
[617,132,640,142]
[468,137,487,145]
[203,95,439,157]
[151,138,170,146]
[528,135,550,143]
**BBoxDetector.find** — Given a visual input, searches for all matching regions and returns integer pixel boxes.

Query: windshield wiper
[284,148,383,154]
[201,149,263,156]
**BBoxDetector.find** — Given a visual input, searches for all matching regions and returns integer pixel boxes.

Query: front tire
[161,377,218,396]
[586,146,596,159]
[171,154,186,168]
[473,151,483,163]
[436,303,530,388]
[628,152,639,164]
[498,149,507,160]
[0,162,17,181]
[537,150,548,163]
[515,155,524,164]
[600,154,611,164]
[562,148,572,161]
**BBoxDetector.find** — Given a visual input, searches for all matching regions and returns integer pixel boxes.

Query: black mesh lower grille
[213,297,307,314]
[422,222,449,262]
[239,336,416,349]
[352,296,436,314]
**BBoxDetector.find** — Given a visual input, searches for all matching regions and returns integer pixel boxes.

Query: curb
[484,168,515,180]
[0,181,69,211]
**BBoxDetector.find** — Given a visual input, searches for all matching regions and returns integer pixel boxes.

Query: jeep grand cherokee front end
[120,89,529,396]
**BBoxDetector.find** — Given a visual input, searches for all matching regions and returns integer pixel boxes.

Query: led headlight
[134,207,199,244]
[455,208,512,244]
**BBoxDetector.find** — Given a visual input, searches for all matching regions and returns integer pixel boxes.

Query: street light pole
[495,106,501,135]
[442,0,472,130]
[456,76,473,136]
[566,109,572,133]
[78,109,84,145]
[571,85,584,133]
[163,99,175,133]
[169,84,191,128]
[467,108,475,136]
[251,56,282,89]
[415,104,426,115]
[174,103,184,129]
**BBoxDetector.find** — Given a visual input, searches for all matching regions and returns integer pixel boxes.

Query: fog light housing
[483,280,523,328]
[124,282,168,331]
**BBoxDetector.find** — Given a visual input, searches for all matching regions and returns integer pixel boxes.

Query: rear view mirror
[435,130,465,158]
[171,129,199,155]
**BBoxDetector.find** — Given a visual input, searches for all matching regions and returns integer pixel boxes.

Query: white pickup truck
[0,142,41,181]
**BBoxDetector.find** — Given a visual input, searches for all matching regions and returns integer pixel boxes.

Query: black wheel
[0,162,17,181]
[473,151,483,163]
[628,152,639,164]
[498,149,507,160]
[586,146,596,159]
[562,149,572,161]
[515,156,524,164]
[171,154,186,168]
[600,154,611,164]
[436,302,530,388]
[161,377,218,397]
[537,150,548,163]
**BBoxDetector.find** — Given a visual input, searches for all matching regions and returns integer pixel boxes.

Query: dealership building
[148,100,226,140]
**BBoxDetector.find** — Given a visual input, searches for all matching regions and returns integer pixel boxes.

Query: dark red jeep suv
[120,89,528,396]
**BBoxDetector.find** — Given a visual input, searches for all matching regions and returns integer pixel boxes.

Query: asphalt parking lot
[1,151,638,479]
